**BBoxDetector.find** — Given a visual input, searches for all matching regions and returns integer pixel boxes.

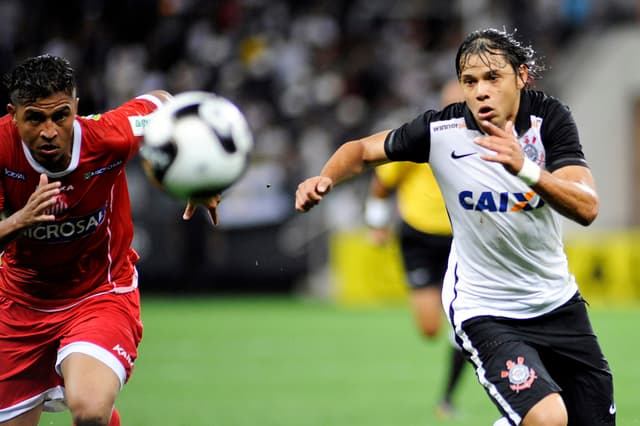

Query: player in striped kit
[296,28,615,426]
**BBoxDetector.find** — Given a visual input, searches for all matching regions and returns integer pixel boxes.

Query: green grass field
[41,296,639,425]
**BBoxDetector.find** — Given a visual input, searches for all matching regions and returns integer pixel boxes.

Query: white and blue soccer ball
[141,91,253,200]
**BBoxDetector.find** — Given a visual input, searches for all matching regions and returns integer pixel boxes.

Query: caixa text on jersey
[458,190,545,212]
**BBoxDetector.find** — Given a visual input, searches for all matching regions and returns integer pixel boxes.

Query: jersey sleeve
[0,120,17,215]
[541,98,588,172]
[89,94,164,161]
[383,110,438,163]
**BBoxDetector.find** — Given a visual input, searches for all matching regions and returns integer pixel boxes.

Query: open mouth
[478,106,494,120]
[478,106,495,120]
[38,144,59,156]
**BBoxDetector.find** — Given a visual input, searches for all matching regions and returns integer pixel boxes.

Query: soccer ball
[140,91,253,200]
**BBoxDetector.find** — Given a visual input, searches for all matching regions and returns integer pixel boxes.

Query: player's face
[459,53,527,130]
[8,92,78,172]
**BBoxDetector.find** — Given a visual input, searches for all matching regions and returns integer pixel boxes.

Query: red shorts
[0,290,143,420]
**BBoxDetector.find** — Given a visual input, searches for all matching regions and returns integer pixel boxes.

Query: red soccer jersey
[0,95,162,310]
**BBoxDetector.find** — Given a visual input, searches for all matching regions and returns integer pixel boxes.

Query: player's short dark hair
[3,54,76,106]
[455,28,544,87]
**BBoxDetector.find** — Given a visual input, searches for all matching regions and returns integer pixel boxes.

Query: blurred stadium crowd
[0,0,637,292]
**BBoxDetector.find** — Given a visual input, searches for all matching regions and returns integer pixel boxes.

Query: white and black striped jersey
[384,90,587,327]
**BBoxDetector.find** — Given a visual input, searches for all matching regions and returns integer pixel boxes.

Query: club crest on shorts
[501,356,537,393]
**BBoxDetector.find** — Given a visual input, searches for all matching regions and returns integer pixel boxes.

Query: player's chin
[480,116,498,126]
[475,111,499,125]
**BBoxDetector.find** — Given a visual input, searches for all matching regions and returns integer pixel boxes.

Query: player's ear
[6,104,16,124]
[516,64,528,90]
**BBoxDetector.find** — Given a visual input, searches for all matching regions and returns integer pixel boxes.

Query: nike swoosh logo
[451,151,477,159]
[609,404,616,415]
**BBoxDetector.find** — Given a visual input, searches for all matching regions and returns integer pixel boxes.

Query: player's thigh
[460,319,561,425]
[60,352,120,413]
[541,300,615,425]
[522,393,567,426]
[0,404,44,426]
[0,297,62,422]
[57,291,143,390]
[555,366,615,426]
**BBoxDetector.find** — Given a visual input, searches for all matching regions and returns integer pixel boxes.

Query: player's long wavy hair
[3,54,76,106]
[455,28,544,88]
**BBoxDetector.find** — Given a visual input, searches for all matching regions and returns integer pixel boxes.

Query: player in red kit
[0,55,220,426]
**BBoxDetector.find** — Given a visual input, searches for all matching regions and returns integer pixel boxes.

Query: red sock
[109,407,121,426]
[71,407,120,426]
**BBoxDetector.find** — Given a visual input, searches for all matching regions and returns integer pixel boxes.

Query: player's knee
[70,412,111,426]
[521,411,567,426]
[67,396,112,426]
[414,312,441,339]
[418,324,439,339]
[521,393,567,426]
[73,417,110,426]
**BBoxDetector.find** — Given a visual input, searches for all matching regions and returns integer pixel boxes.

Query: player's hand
[182,194,222,225]
[14,173,60,227]
[474,120,525,175]
[295,176,333,212]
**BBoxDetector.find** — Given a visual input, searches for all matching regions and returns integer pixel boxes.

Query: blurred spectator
[1,0,637,291]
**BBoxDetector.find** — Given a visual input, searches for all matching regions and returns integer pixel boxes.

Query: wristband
[364,197,394,228]
[517,158,541,186]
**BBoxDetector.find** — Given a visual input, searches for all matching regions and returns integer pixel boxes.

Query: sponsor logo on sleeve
[129,115,152,136]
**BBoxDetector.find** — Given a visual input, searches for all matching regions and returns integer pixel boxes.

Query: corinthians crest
[501,356,537,393]
[520,127,545,166]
